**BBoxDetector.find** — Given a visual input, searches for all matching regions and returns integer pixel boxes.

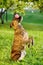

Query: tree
[28,0,43,12]
[37,0,43,12]
[0,0,14,24]
[0,0,27,24]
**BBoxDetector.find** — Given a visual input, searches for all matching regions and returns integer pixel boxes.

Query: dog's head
[13,13,23,23]
[10,13,23,29]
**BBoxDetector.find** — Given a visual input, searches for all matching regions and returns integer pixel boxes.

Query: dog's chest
[15,25,28,42]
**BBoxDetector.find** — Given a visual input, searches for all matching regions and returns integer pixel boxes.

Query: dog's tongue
[15,14,19,18]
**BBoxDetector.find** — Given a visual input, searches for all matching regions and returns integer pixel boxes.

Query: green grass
[0,22,43,65]
[0,10,43,65]
[23,10,43,24]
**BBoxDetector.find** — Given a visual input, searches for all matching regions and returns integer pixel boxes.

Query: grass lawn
[0,10,43,65]
[23,11,43,24]
[0,21,43,65]
[1,10,43,24]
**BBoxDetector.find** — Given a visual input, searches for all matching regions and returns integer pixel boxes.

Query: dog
[10,13,33,61]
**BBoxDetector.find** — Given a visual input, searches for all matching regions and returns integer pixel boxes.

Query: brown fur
[10,19,33,61]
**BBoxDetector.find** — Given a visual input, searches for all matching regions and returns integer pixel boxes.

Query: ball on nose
[15,14,19,18]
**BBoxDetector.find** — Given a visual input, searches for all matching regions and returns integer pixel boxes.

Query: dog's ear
[19,16,21,21]
[18,16,22,23]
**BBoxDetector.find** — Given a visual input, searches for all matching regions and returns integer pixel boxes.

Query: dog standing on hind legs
[10,13,33,61]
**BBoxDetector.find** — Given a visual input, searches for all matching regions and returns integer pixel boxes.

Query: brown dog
[10,14,33,61]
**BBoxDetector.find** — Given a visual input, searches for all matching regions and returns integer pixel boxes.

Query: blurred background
[0,0,43,65]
